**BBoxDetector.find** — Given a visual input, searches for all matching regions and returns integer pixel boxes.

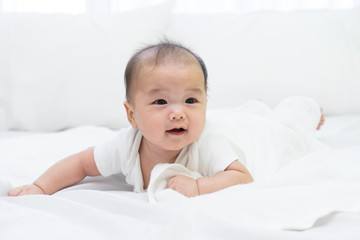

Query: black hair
[124,40,208,101]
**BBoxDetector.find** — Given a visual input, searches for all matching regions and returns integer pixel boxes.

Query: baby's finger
[8,187,23,196]
[166,177,175,189]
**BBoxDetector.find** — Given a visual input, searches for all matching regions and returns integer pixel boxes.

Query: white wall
[0,0,359,131]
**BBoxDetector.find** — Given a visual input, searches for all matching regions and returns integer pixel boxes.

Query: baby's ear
[124,101,137,128]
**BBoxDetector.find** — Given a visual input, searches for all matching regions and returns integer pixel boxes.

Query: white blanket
[148,147,360,230]
[1,114,360,239]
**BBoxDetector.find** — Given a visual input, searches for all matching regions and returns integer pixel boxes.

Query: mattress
[1,114,360,240]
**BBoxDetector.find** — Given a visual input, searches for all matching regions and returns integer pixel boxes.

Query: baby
[8,41,255,198]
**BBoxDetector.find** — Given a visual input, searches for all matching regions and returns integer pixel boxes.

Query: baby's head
[123,40,208,151]
[124,40,208,102]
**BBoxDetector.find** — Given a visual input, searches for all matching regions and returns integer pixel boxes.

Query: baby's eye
[153,99,167,105]
[185,98,198,104]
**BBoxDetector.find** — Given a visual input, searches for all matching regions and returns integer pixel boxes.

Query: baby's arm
[166,160,253,197]
[8,147,100,196]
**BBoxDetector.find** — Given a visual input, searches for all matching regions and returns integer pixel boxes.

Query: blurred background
[0,0,359,13]
[1,0,359,131]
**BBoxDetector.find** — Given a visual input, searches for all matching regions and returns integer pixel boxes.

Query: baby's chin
[164,144,188,152]
[163,141,194,152]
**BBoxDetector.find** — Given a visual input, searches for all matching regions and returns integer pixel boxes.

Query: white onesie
[94,122,243,192]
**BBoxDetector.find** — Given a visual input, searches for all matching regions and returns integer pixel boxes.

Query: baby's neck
[139,138,181,165]
[139,138,181,189]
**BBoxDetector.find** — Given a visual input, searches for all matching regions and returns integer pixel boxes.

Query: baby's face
[125,62,207,152]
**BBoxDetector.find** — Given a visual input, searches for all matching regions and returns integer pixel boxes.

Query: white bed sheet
[1,114,360,240]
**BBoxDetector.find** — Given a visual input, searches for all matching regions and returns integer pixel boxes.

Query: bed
[1,1,360,239]
[1,113,360,240]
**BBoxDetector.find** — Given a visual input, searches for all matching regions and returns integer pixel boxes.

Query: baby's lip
[166,127,187,133]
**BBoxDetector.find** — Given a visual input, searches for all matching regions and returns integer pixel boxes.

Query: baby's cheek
[191,121,205,141]
[196,114,206,133]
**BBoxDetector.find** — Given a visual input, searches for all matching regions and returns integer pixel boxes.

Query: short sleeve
[93,127,138,177]
[197,132,244,177]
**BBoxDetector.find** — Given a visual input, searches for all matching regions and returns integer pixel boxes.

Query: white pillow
[166,8,360,115]
[6,0,174,131]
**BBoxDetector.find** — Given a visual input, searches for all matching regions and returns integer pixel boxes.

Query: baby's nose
[169,108,185,120]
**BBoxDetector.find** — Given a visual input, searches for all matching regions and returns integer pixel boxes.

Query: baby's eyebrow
[148,88,164,95]
[186,88,205,94]
[147,87,204,95]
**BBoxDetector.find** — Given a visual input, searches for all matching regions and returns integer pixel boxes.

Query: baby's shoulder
[197,121,232,149]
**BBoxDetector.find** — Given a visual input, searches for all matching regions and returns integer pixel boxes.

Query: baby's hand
[166,175,199,197]
[8,184,45,196]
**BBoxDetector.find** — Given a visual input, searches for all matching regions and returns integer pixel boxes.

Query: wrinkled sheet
[148,147,360,230]
[1,114,360,239]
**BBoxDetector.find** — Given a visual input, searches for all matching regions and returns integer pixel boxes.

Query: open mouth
[166,128,186,134]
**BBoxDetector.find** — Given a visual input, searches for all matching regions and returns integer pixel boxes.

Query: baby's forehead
[137,47,200,68]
